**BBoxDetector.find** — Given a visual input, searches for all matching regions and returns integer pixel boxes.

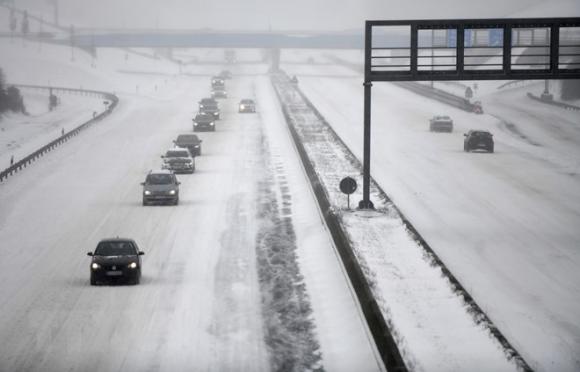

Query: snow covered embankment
[0,85,118,182]
[271,72,526,372]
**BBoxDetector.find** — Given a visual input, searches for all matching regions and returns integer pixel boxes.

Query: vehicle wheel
[174,198,179,206]
[193,128,198,132]
[198,149,202,156]
[90,276,97,286]
[212,127,216,132]
[489,147,494,153]
[142,199,148,206]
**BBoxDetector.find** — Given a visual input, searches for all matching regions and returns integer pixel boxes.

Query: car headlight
[91,263,100,270]
[128,262,138,269]
[144,190,151,195]
[194,145,199,148]
[210,122,214,126]
[193,122,198,126]
[240,105,245,109]
[169,190,176,195]
[199,104,204,108]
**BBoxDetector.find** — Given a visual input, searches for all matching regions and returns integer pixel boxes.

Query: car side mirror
[139,251,145,256]
[87,252,94,256]
[140,182,145,186]
[177,182,181,185]
[160,155,165,158]
[463,134,467,137]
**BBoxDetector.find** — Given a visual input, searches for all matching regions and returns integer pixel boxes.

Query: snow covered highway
[0,52,381,371]
[2,4,580,369]
[282,51,580,372]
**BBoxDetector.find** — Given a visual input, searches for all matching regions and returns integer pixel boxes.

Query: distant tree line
[0,67,26,114]
[560,80,580,101]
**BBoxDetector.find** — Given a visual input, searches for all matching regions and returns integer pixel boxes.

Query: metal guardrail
[394,81,475,111]
[527,92,580,111]
[0,85,118,182]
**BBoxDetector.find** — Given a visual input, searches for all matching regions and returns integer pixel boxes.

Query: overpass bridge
[69,30,365,50]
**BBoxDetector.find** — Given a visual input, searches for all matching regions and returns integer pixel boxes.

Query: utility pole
[70,24,75,62]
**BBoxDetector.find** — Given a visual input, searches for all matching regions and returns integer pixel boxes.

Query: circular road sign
[339,177,357,195]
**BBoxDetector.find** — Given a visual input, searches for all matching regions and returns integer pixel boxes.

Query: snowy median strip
[272,72,530,372]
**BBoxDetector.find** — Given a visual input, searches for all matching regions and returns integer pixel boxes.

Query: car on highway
[161,148,195,173]
[141,169,180,206]
[464,130,494,153]
[174,134,202,156]
[211,87,228,99]
[87,238,145,285]
[199,97,220,119]
[429,115,453,132]
[193,113,216,132]
[211,76,225,89]
[238,99,256,113]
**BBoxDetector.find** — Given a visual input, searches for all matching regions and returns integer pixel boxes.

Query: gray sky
[12,0,578,31]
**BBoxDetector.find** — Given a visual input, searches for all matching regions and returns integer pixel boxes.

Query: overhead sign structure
[359,17,580,209]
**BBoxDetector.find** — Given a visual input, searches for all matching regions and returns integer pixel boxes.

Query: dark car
[199,97,220,119]
[464,130,494,153]
[429,115,453,132]
[174,134,203,156]
[193,113,216,132]
[161,148,195,174]
[141,170,180,205]
[87,238,144,285]
[239,99,256,113]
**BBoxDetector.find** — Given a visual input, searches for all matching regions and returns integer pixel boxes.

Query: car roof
[98,237,136,244]
[166,147,190,153]
[148,169,173,175]
[241,98,254,102]
[177,134,199,139]
[469,129,492,134]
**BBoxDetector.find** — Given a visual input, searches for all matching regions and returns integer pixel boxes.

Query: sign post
[340,177,358,209]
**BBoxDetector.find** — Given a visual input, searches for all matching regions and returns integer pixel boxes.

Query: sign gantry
[359,17,580,209]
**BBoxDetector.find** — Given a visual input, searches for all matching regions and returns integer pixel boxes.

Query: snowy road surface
[283,53,580,372]
[0,59,381,371]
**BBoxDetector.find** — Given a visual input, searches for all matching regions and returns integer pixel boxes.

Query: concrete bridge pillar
[270,48,280,72]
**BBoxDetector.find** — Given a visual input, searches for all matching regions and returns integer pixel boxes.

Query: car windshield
[166,150,189,158]
[473,131,491,137]
[95,241,136,256]
[177,135,198,142]
[196,115,212,120]
[146,173,173,184]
